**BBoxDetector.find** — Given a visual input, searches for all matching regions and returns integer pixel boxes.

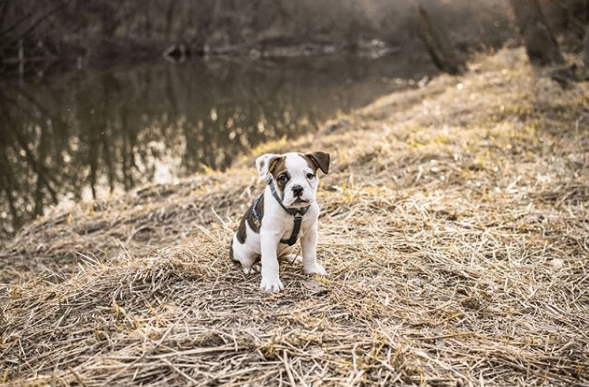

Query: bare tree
[415,5,466,75]
[582,24,589,69]
[509,0,564,66]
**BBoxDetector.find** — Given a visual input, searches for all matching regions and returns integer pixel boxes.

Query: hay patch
[1,48,588,386]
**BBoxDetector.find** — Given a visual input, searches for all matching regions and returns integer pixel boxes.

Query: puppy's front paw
[260,276,284,291]
[304,264,327,276]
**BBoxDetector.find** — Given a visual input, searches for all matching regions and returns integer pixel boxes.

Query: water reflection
[0,52,436,238]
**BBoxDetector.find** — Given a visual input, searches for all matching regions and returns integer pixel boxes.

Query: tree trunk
[509,0,564,66]
[415,5,466,75]
[165,0,179,41]
[582,24,589,69]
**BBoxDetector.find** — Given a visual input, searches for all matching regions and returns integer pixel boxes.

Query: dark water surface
[0,51,436,238]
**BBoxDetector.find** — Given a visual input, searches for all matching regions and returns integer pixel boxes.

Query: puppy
[230,152,330,291]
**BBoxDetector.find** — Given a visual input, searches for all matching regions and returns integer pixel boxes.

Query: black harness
[250,176,310,246]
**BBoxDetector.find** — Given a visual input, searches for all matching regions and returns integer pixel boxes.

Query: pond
[0,50,437,238]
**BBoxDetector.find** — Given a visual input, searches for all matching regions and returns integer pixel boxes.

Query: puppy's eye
[278,175,289,185]
[307,173,315,179]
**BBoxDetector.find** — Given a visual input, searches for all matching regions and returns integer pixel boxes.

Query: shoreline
[0,37,415,82]
[0,47,437,241]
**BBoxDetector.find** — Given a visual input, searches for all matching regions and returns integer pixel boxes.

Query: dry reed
[1,48,588,386]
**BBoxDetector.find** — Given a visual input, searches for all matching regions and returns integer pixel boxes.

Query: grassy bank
[1,48,588,386]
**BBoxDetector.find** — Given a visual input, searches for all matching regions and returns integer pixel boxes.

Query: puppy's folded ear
[305,151,330,175]
[255,153,282,178]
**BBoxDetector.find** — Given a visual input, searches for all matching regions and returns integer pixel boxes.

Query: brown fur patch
[269,156,288,197]
[304,152,330,174]
[268,156,286,177]
[246,194,264,233]
[236,215,247,244]
[235,193,265,246]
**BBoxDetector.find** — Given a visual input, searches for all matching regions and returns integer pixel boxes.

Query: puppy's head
[256,152,330,208]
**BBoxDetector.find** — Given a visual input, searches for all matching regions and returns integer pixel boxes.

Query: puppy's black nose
[292,185,304,197]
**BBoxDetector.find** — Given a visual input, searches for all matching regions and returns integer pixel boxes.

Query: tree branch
[4,0,73,46]
[0,9,37,39]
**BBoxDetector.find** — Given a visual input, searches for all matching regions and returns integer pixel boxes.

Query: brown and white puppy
[230,152,330,291]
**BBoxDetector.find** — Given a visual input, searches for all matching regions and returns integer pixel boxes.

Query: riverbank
[1,48,588,386]
[0,50,437,241]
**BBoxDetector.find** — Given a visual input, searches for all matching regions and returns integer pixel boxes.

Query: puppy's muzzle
[292,185,304,198]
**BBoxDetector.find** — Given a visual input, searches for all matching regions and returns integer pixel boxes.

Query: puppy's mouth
[290,198,312,207]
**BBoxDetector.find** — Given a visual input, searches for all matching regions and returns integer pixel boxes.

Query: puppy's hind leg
[230,237,261,274]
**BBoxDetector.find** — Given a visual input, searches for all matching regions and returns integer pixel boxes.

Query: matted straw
[1,48,588,386]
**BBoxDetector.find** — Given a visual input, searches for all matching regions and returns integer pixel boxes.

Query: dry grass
[1,48,588,386]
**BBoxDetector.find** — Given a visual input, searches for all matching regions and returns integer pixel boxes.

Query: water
[0,51,436,238]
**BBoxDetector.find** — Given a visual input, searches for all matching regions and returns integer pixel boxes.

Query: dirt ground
[1,47,588,386]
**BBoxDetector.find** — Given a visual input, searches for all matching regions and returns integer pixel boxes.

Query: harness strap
[266,176,309,217]
[249,193,263,229]
[282,216,303,246]
[264,176,310,246]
